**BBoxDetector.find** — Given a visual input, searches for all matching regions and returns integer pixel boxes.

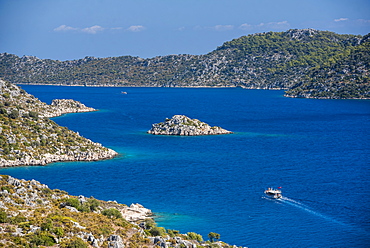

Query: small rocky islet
[148,115,233,136]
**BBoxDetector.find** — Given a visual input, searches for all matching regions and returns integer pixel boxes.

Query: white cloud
[354,19,370,26]
[334,18,349,22]
[193,25,204,31]
[81,25,105,34]
[193,21,289,32]
[239,21,290,31]
[54,25,78,32]
[239,23,253,30]
[258,21,290,29]
[213,25,234,31]
[127,25,145,32]
[192,24,234,31]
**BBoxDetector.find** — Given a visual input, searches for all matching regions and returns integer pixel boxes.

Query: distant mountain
[1,29,369,99]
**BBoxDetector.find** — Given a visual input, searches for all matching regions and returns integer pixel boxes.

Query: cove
[2,85,370,247]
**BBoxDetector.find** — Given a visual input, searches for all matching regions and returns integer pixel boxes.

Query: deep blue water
[2,85,370,247]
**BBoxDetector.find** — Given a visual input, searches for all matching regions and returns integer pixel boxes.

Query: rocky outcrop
[107,235,125,248]
[43,99,96,118]
[122,203,153,222]
[0,146,117,167]
[148,115,232,136]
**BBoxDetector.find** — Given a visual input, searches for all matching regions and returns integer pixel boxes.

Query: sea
[2,85,369,247]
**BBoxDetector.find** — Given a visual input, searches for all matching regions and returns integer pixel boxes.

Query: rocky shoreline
[0,146,117,167]
[44,99,97,118]
[0,175,239,247]
[0,80,118,167]
[148,115,233,136]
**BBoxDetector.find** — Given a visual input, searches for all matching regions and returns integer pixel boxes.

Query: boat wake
[277,196,347,227]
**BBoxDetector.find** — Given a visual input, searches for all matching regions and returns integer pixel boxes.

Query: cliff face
[0,29,369,99]
[0,79,117,166]
[148,115,233,136]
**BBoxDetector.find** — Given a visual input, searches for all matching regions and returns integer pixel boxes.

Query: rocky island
[0,79,117,166]
[148,115,233,136]
[0,175,235,247]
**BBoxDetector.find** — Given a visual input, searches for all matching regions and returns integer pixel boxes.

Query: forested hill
[1,29,369,99]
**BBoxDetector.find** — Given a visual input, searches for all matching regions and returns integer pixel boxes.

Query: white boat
[264,187,282,199]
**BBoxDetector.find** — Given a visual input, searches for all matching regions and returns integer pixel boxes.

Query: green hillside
[0,175,229,247]
[1,29,369,99]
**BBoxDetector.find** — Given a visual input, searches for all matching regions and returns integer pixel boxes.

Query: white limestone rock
[148,115,232,136]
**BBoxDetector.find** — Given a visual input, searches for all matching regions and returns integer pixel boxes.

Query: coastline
[0,80,119,167]
[0,175,217,247]
[0,175,237,247]
[18,83,245,88]
[20,83,370,99]
[0,147,118,167]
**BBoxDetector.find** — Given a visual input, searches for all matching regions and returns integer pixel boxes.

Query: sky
[1,0,369,61]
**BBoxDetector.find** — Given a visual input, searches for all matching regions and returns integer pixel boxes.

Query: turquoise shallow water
[2,86,370,247]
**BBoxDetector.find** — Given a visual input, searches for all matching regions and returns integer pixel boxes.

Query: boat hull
[265,192,282,199]
[264,188,282,199]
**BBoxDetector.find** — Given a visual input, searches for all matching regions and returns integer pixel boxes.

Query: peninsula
[0,79,117,166]
[0,175,233,247]
[45,99,97,118]
[148,115,233,136]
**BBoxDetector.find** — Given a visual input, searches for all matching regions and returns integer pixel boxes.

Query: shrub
[187,232,203,242]
[54,227,64,237]
[9,214,27,224]
[61,198,80,209]
[86,197,100,211]
[208,232,220,242]
[144,218,156,229]
[101,208,122,219]
[19,221,31,230]
[60,237,88,248]
[30,232,56,246]
[41,218,53,231]
[0,108,7,115]
[12,236,31,248]
[167,229,180,237]
[114,217,131,228]
[149,226,166,237]
[28,111,39,119]
[0,210,7,223]
[9,109,19,119]
[41,187,53,195]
